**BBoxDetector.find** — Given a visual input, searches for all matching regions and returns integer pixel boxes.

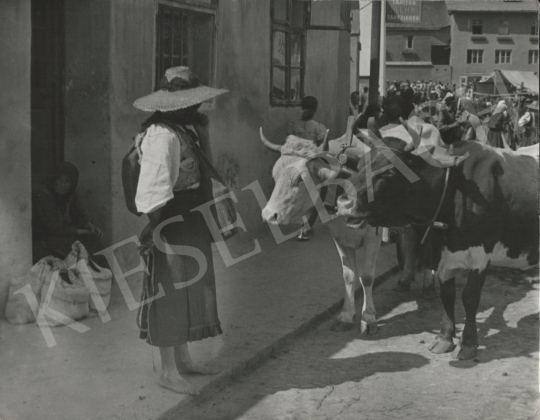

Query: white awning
[477,70,539,94]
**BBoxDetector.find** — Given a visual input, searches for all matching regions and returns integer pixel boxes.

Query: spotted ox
[260,129,381,334]
[371,116,446,291]
[337,126,539,359]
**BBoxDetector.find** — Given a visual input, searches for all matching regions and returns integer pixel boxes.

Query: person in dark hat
[288,95,328,241]
[32,162,104,263]
[133,66,228,395]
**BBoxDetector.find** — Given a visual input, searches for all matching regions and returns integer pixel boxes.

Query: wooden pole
[368,0,382,104]
[515,81,524,136]
[379,0,387,98]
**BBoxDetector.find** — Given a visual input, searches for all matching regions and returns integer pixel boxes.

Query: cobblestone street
[168,267,539,420]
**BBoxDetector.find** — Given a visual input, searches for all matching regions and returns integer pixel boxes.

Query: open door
[31,0,65,192]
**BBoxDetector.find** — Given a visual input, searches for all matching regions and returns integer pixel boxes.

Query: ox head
[337,118,468,228]
[260,128,350,226]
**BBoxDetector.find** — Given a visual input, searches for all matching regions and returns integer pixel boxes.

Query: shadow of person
[183,349,429,420]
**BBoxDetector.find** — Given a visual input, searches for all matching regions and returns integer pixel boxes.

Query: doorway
[31,0,65,192]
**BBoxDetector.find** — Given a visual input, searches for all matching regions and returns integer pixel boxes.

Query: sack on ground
[65,241,113,315]
[64,240,89,268]
[4,256,63,325]
[80,259,113,315]
[37,268,90,328]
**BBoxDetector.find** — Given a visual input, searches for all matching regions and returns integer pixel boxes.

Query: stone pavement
[171,267,540,420]
[0,223,399,420]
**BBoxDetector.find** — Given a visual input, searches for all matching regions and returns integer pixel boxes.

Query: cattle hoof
[360,320,378,335]
[331,320,353,332]
[451,343,477,360]
[392,281,411,292]
[428,336,455,354]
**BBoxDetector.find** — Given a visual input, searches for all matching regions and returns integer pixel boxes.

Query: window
[431,45,451,65]
[497,20,509,36]
[155,3,216,89]
[405,35,414,49]
[495,50,512,64]
[532,23,539,36]
[529,50,539,64]
[467,49,484,64]
[471,19,483,35]
[271,0,310,105]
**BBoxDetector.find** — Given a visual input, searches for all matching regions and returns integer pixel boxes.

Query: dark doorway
[31,0,65,192]
[431,45,450,65]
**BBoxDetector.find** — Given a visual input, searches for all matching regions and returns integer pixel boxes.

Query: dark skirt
[487,129,507,148]
[521,127,538,147]
[139,188,222,347]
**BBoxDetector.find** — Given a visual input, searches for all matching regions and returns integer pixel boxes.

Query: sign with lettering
[386,0,422,24]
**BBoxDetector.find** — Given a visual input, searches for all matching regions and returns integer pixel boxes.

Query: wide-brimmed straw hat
[133,67,228,112]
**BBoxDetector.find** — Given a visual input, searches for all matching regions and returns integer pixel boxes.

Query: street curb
[158,264,400,420]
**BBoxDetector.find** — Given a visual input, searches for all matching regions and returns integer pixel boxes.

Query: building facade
[447,0,539,85]
[0,0,352,318]
[385,1,452,84]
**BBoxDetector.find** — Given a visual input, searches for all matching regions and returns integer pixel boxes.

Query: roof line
[448,10,537,14]
[387,25,451,31]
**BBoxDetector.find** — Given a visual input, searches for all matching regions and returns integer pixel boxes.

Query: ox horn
[259,128,283,153]
[320,129,330,151]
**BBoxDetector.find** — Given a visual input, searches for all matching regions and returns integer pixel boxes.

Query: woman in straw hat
[133,66,227,395]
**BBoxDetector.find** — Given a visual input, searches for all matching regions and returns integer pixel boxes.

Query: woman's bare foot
[177,361,221,375]
[158,371,199,395]
[174,344,221,375]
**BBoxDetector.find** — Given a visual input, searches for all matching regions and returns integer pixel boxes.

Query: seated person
[32,162,103,263]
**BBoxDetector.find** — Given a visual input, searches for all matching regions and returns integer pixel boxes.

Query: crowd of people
[349,79,538,149]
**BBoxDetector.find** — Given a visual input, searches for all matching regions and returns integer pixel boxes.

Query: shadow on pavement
[370,267,538,368]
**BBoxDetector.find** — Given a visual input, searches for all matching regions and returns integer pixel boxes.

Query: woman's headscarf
[494,100,507,114]
[46,162,79,197]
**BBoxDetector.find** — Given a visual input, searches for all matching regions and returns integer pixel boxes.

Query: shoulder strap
[180,125,228,185]
[159,122,228,185]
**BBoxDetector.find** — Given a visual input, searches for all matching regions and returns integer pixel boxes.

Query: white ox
[259,128,381,333]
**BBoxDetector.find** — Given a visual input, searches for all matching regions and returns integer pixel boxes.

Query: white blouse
[135,124,200,214]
